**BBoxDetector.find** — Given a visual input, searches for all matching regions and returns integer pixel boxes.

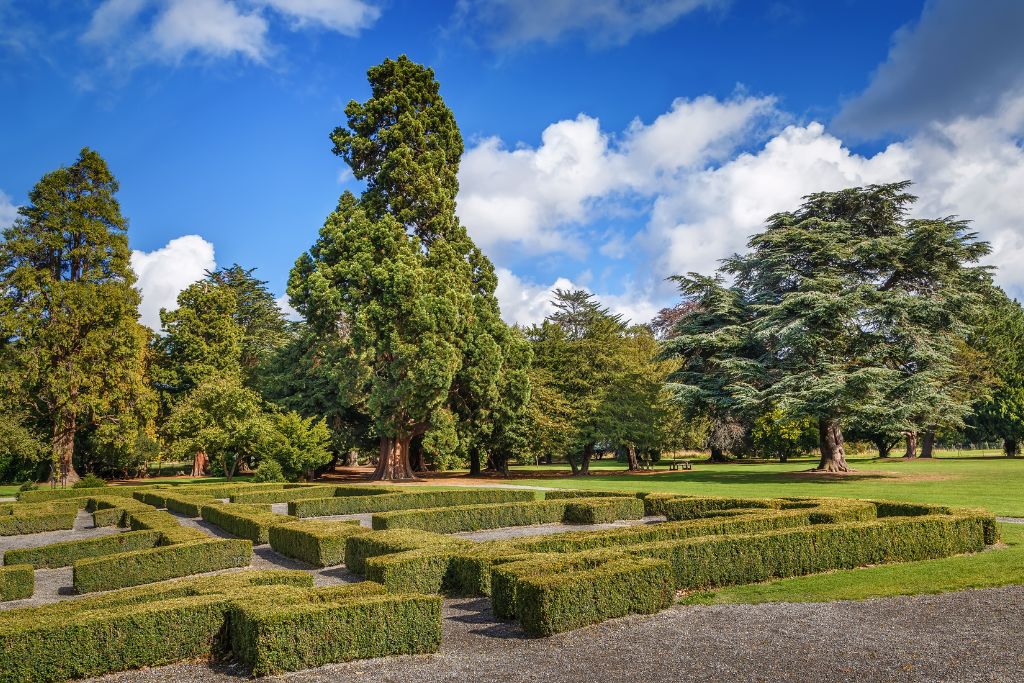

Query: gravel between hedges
[85,585,1024,683]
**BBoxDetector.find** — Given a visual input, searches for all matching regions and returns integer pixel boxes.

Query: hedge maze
[0,482,998,681]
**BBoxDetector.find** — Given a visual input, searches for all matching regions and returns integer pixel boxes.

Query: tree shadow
[445,597,530,640]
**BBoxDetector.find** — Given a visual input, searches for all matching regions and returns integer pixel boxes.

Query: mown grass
[506,456,1024,516]
[681,522,1024,605]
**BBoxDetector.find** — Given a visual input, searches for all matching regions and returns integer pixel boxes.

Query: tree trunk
[191,451,208,477]
[904,431,918,459]
[626,444,641,471]
[1005,438,1019,457]
[544,453,552,465]
[815,418,851,472]
[409,436,425,472]
[372,436,417,480]
[709,445,727,463]
[920,429,936,458]
[469,446,482,476]
[576,443,594,475]
[566,450,579,475]
[51,408,79,487]
[344,450,359,467]
[872,436,891,459]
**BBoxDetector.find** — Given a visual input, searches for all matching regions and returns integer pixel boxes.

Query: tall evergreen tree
[967,288,1024,455]
[0,148,153,484]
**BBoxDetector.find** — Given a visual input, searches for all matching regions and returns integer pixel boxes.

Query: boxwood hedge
[3,529,163,568]
[17,485,157,503]
[231,485,354,504]
[267,519,366,567]
[200,502,280,544]
[0,565,33,601]
[290,487,537,518]
[0,503,79,536]
[72,538,253,592]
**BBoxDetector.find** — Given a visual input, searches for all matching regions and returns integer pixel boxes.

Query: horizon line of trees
[3,58,1024,486]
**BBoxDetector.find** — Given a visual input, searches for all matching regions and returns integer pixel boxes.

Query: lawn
[505,455,1024,516]
[684,522,1024,605]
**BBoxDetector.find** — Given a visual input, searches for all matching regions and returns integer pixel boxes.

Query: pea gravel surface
[85,584,1024,683]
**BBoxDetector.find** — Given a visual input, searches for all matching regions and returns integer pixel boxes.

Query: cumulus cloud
[834,0,1024,137]
[454,0,727,49]
[83,0,379,67]
[0,189,18,229]
[131,235,216,330]
[457,94,775,254]
[275,293,301,321]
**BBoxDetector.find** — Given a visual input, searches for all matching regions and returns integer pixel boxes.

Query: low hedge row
[231,485,376,504]
[200,502,280,544]
[72,538,253,592]
[162,493,215,517]
[87,496,154,527]
[0,565,33,601]
[370,497,644,533]
[229,588,441,677]
[345,529,464,575]
[17,485,158,503]
[267,519,366,567]
[290,487,537,518]
[0,503,79,536]
[491,553,674,636]
[3,530,163,568]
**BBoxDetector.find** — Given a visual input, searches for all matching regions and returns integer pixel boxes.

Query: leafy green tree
[0,409,48,482]
[665,182,991,472]
[266,411,332,481]
[751,406,817,462]
[0,148,154,484]
[164,374,275,481]
[207,265,287,385]
[967,288,1024,455]
[158,279,242,391]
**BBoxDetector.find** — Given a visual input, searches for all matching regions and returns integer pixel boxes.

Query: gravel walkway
[996,516,1024,524]
[85,584,1024,683]
[453,515,667,542]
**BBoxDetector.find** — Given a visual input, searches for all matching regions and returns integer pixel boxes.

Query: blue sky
[2,0,1023,328]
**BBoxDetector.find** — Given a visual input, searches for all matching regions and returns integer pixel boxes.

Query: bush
[267,520,366,567]
[162,493,215,517]
[88,496,154,527]
[345,529,463,575]
[200,502,280,544]
[231,485,341,504]
[72,474,107,489]
[0,565,33,601]
[17,482,38,492]
[4,530,163,568]
[251,458,286,483]
[72,538,252,593]
[0,504,78,536]
[370,497,644,533]
[18,485,154,503]
[229,592,442,677]
[290,488,536,518]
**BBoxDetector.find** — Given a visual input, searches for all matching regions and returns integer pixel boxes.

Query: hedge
[72,538,252,592]
[200,502,280,544]
[267,520,366,567]
[229,590,441,676]
[0,504,78,536]
[87,496,153,527]
[370,497,644,533]
[17,485,158,503]
[290,487,537,518]
[0,565,33,601]
[491,554,674,636]
[231,485,353,504]
[345,529,464,575]
[162,493,215,517]
[3,529,163,568]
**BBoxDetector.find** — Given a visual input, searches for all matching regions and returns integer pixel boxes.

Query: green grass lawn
[505,455,1024,516]
[683,522,1024,605]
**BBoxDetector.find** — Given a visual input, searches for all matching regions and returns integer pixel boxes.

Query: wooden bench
[668,459,692,471]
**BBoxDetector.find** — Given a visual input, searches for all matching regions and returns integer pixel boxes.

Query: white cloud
[259,0,380,35]
[454,0,727,49]
[275,293,301,321]
[457,95,775,255]
[131,235,216,330]
[0,189,18,229]
[83,0,379,68]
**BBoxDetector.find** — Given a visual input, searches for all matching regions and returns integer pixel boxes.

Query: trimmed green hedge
[370,497,644,533]
[3,530,162,568]
[290,487,537,518]
[0,565,33,601]
[492,554,674,636]
[267,520,366,567]
[0,504,78,536]
[72,538,252,593]
[162,493,214,517]
[229,590,442,676]
[87,496,153,527]
[345,529,462,575]
[231,485,348,504]
[200,502,280,544]
[17,486,157,503]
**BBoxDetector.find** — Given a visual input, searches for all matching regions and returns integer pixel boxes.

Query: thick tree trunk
[904,431,918,459]
[872,436,892,459]
[469,446,482,476]
[372,436,417,480]
[815,418,851,472]
[708,445,727,463]
[576,443,594,475]
[191,451,208,477]
[51,408,79,487]
[1005,438,1019,457]
[344,450,359,466]
[626,444,641,471]
[409,436,425,472]
[566,451,579,475]
[919,429,936,458]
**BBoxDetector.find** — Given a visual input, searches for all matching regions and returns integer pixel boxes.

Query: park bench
[668,459,692,471]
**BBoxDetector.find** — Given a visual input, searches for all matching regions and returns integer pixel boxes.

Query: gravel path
[85,584,1024,683]
[453,515,667,542]
[996,516,1024,524]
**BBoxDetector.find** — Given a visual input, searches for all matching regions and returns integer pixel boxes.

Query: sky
[2,0,1023,329]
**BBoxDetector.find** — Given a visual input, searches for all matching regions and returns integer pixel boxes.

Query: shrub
[251,458,286,483]
[200,502,280,544]
[88,496,153,527]
[72,538,252,593]
[18,485,154,503]
[231,486,340,504]
[290,488,537,518]
[229,592,443,677]
[370,497,644,533]
[345,529,462,575]
[0,504,78,536]
[162,493,214,517]
[0,565,33,601]
[17,482,38,492]
[267,520,366,567]
[4,530,163,568]
[71,474,107,489]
